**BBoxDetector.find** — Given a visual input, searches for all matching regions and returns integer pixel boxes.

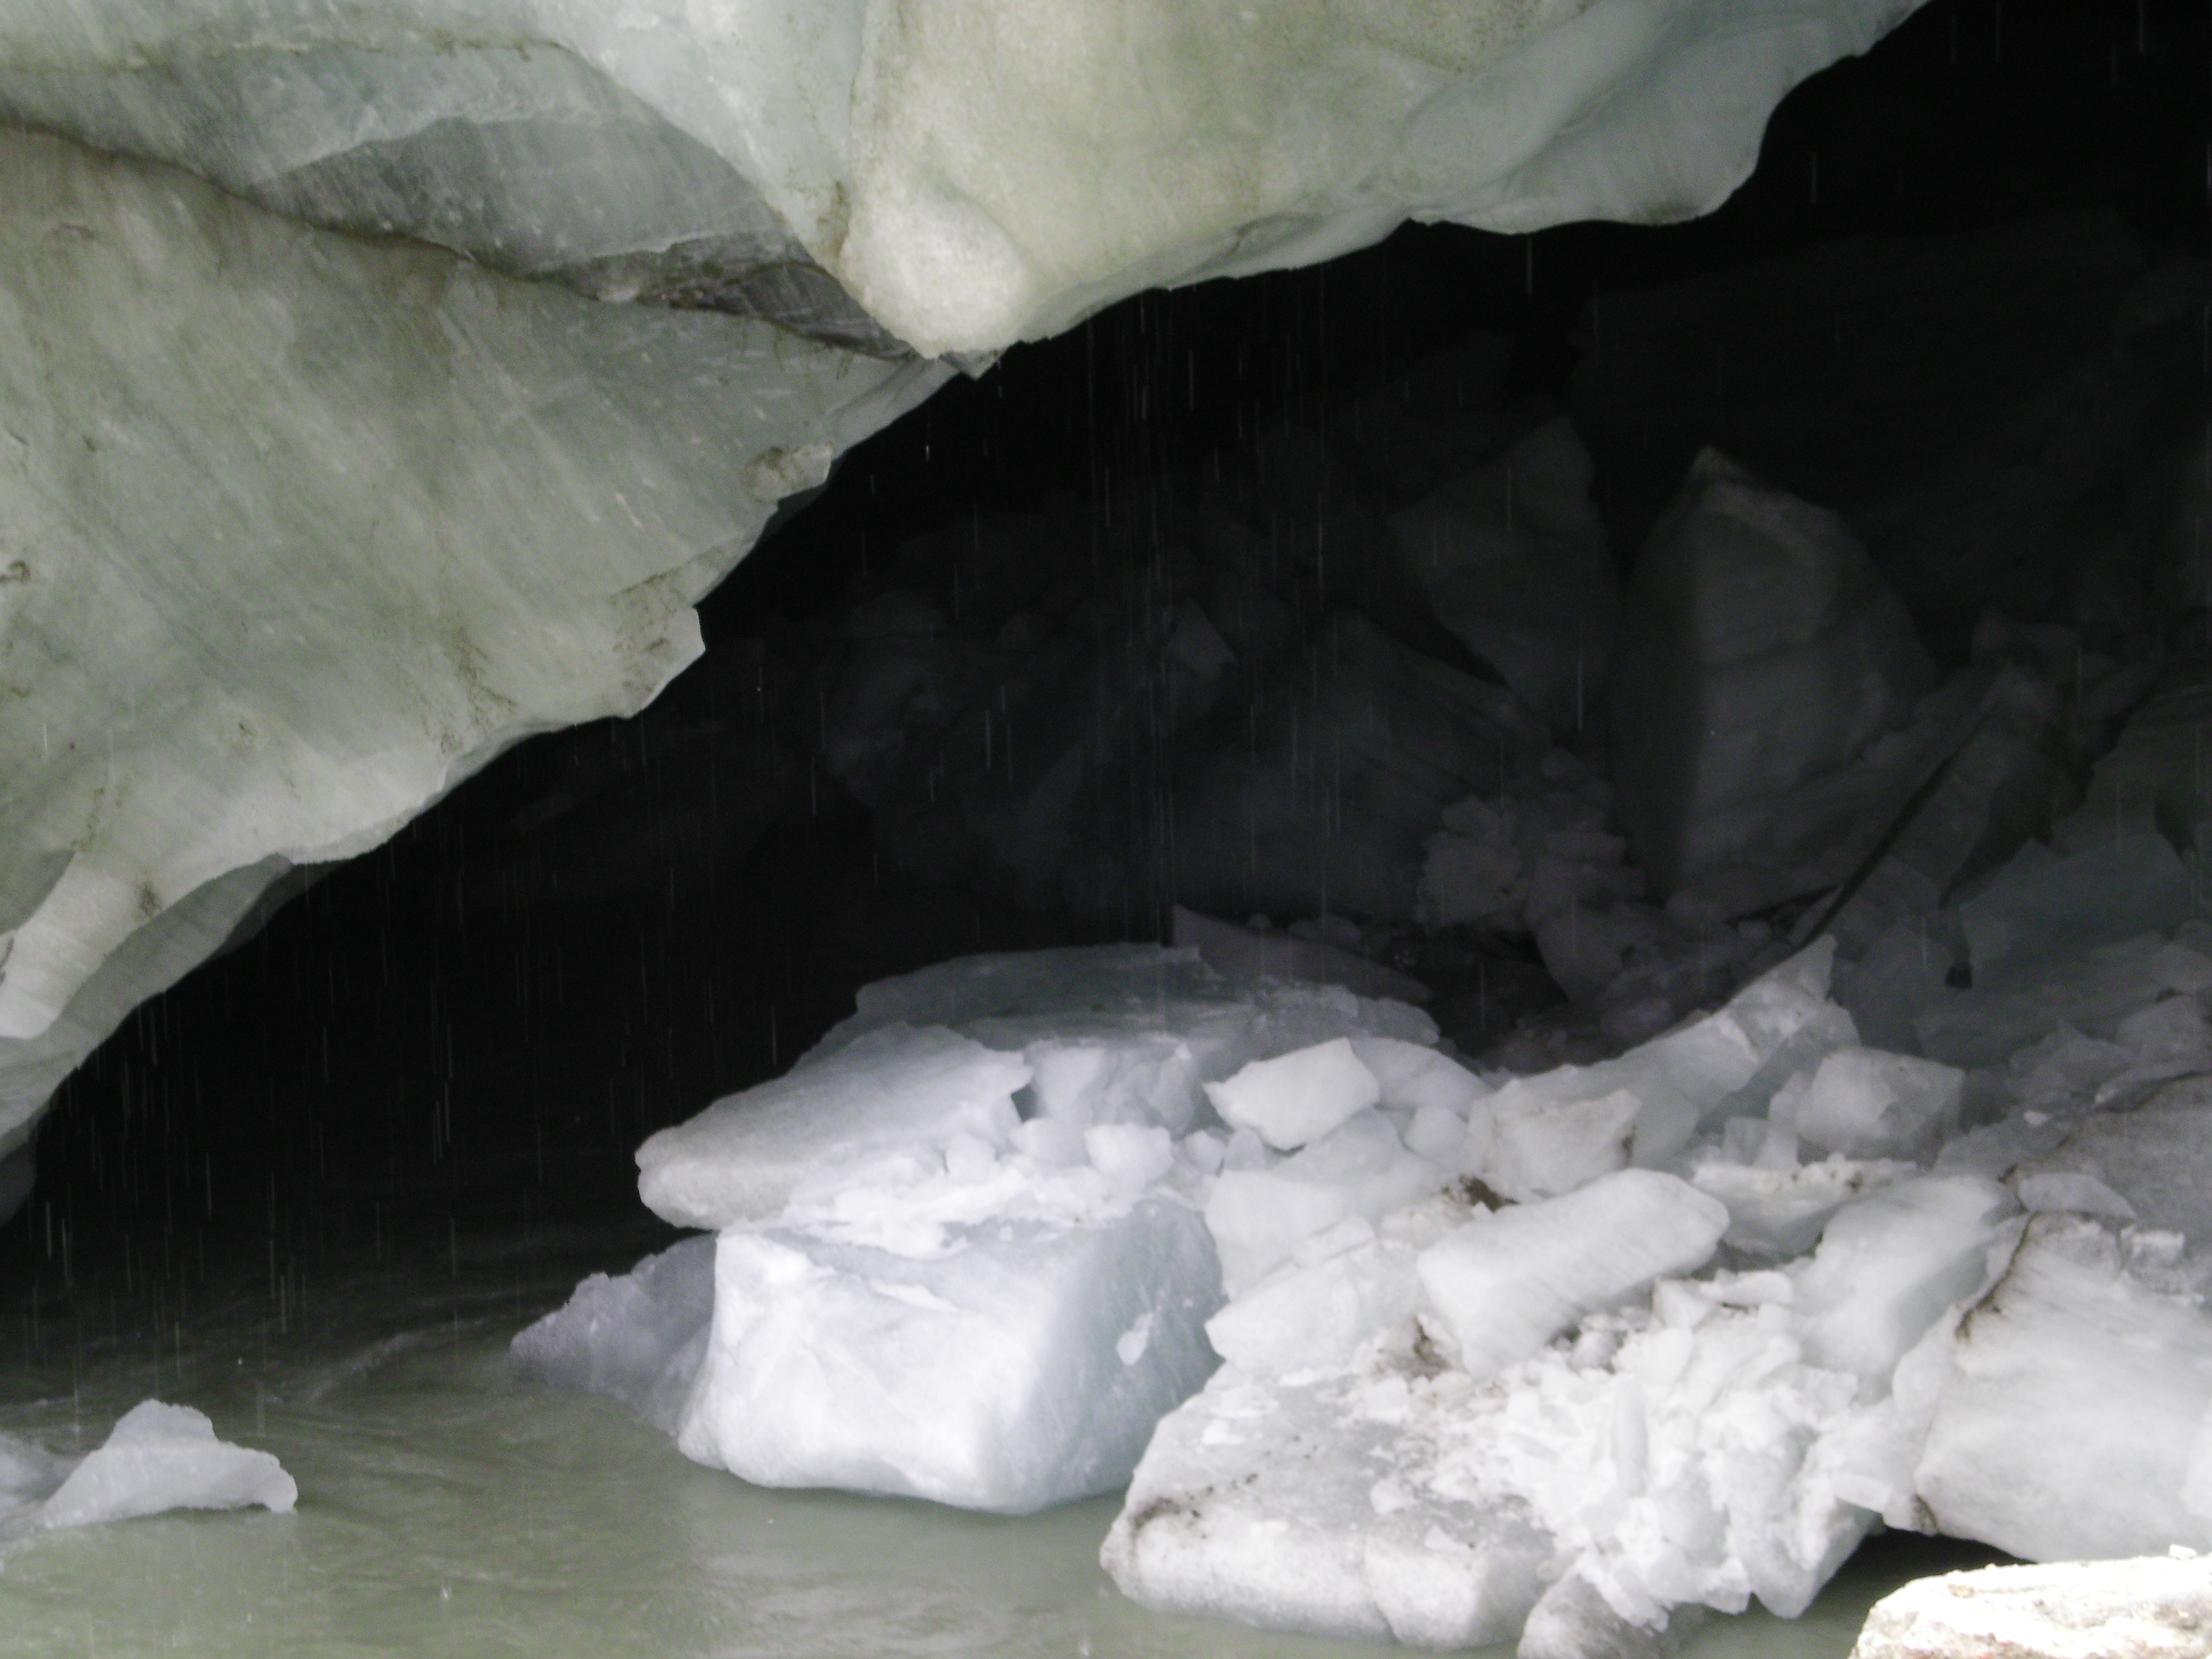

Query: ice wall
[0,0,1927,355]
[0,126,945,1182]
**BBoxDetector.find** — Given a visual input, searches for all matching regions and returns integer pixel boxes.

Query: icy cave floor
[0,1212,2003,1659]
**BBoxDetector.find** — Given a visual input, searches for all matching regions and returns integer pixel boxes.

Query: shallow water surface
[0,1219,1996,1658]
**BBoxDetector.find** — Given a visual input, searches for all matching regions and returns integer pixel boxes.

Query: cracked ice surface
[0,0,1927,354]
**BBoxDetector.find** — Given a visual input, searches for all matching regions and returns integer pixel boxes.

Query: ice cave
[0,0,2205,1653]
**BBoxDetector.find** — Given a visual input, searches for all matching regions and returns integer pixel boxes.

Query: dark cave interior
[1,0,2203,1339]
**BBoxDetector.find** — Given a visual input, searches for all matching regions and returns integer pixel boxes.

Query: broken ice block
[635,1024,1030,1229]
[1385,417,1616,735]
[1467,939,1855,1194]
[1850,1553,2212,1659]
[1204,1038,1382,1151]
[1101,1364,1554,1649]
[1961,832,2201,984]
[1609,449,1934,899]
[1792,1047,1963,1161]
[675,1198,1222,1515]
[38,1401,296,1530]
[1415,1170,1728,1381]
[511,1235,716,1434]
[1914,1213,2212,1561]
[1206,1109,1451,1295]
[2012,1076,2212,1243]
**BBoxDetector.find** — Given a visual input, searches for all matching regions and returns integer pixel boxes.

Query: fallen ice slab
[1914,1213,2212,1562]
[1849,1551,2212,1659]
[1415,1169,1727,1381]
[1465,939,1856,1198]
[1101,1363,1556,1650]
[674,1198,1222,1515]
[1206,1038,1381,1151]
[1206,1108,1452,1295]
[36,1401,295,1531]
[635,1024,1032,1229]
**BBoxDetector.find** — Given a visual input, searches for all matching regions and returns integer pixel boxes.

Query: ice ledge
[1,0,1927,355]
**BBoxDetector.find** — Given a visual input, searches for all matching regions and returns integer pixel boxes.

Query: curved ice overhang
[0,0,1926,1200]
[0,0,1926,356]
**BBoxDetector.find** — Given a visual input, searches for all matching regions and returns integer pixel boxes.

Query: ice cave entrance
[1,0,2208,1655]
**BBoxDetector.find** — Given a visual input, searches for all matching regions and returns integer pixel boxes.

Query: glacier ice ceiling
[1,0,2208,1653]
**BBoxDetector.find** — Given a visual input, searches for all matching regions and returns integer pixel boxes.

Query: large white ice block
[675,1198,1221,1514]
[1415,1170,1727,1381]
[0,0,1928,357]
[1914,1214,2212,1562]
[38,1401,295,1530]
[1205,1039,1383,1151]
[1102,1364,1555,1650]
[635,1025,1031,1229]
[510,1235,717,1434]
[1206,1109,1452,1295]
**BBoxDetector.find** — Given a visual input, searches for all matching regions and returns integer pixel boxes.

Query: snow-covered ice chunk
[1204,1192,1479,1377]
[675,1198,1220,1515]
[511,1235,716,1434]
[38,1401,295,1531]
[635,1025,1030,1229]
[1101,1363,1554,1650]
[1206,1110,1451,1295]
[1789,1177,2017,1380]
[1914,1213,2212,1561]
[1205,1038,1381,1151]
[1850,1553,2212,1659]
[1468,940,1854,1194]
[1354,1037,1488,1120]
[1416,1171,1728,1382]
[1793,1047,1963,1161]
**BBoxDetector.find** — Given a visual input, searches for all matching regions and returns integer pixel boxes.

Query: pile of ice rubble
[0,1401,295,1541]
[518,835,2212,1652]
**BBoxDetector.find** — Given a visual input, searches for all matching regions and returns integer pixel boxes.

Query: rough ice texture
[675,1198,1222,1515]
[0,124,941,1186]
[1205,1039,1383,1152]
[36,1401,296,1531]
[0,0,1926,353]
[511,1235,717,1434]
[1609,449,1935,903]
[1385,417,1615,736]
[1414,1170,1726,1380]
[1915,1214,2212,1562]
[1102,1363,1556,1650]
[1467,938,1854,1197]
[636,1026,1033,1229]
[1850,1553,2212,1659]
